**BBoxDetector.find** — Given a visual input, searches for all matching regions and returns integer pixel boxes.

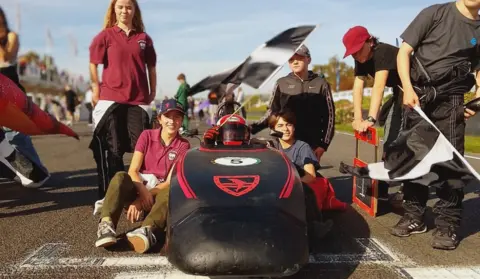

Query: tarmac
[1,120,480,279]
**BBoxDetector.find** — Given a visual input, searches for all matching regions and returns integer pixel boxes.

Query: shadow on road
[459,197,480,240]
[0,168,98,218]
[286,175,371,279]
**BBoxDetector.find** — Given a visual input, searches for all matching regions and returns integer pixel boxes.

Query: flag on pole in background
[188,25,319,97]
[46,27,54,54]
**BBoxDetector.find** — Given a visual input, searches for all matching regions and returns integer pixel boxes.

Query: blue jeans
[3,129,48,173]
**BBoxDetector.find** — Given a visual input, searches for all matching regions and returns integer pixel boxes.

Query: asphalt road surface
[1,120,480,279]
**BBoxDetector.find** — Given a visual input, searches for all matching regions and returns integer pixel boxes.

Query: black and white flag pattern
[188,25,318,97]
[341,106,480,186]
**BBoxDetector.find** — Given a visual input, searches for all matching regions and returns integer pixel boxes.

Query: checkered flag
[189,25,318,97]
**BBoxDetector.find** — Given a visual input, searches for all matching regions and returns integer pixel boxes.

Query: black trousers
[85,103,93,124]
[402,94,466,229]
[91,104,150,199]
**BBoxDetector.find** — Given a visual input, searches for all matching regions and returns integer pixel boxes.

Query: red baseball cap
[342,26,371,58]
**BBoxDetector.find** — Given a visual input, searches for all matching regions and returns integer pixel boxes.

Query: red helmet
[216,114,250,146]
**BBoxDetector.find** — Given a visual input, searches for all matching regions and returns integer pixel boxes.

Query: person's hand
[465,108,476,120]
[138,186,154,211]
[402,87,420,108]
[314,147,325,162]
[203,125,220,143]
[359,120,375,132]
[127,199,143,223]
[352,119,363,132]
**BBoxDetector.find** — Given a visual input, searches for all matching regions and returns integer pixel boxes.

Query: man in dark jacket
[250,45,335,162]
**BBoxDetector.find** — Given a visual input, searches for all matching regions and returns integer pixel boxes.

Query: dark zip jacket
[250,71,335,151]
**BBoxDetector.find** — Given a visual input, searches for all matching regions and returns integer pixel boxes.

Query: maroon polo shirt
[89,26,157,105]
[134,128,191,181]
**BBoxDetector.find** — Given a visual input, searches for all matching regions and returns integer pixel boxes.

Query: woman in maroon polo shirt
[95,99,190,254]
[88,0,157,200]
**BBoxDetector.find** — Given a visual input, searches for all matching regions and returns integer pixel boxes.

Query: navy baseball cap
[159,98,185,115]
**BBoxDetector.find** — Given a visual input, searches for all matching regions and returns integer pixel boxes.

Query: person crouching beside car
[267,110,347,241]
[94,99,190,254]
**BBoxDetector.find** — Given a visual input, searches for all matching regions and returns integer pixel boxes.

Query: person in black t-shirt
[342,26,403,151]
[342,26,404,206]
[395,0,480,250]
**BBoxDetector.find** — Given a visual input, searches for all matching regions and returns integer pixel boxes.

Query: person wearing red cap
[393,0,480,250]
[249,45,335,163]
[342,26,403,153]
[342,26,405,206]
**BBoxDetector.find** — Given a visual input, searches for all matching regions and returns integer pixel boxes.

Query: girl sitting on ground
[94,99,190,254]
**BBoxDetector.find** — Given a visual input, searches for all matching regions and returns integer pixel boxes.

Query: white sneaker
[126,226,157,254]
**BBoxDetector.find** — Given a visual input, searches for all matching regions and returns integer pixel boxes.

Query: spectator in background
[89,0,157,199]
[64,84,78,126]
[0,6,49,187]
[174,73,190,133]
[188,96,195,120]
[84,84,94,126]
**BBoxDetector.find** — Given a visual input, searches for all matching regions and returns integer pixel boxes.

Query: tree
[20,51,41,63]
[312,56,374,92]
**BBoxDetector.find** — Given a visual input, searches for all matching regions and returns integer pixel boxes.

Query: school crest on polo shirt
[138,40,146,50]
[168,150,178,161]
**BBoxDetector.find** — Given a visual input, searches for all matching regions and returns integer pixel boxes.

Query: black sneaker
[95,220,117,248]
[431,226,459,250]
[390,216,427,237]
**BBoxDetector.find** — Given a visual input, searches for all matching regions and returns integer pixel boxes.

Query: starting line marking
[18,238,404,270]
[114,272,209,279]
[400,267,480,279]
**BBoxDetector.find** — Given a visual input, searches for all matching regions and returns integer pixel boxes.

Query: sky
[1,0,445,99]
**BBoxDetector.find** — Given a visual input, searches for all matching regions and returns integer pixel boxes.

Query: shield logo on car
[213,175,260,197]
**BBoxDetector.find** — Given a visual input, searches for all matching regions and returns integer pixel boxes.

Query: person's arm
[88,31,107,107]
[398,5,437,107]
[128,131,154,209]
[352,76,366,131]
[301,163,316,184]
[315,82,335,152]
[250,81,281,134]
[127,151,148,191]
[150,142,191,195]
[0,32,19,62]
[397,42,418,107]
[367,70,389,120]
[148,66,157,102]
[145,35,157,102]
[475,71,480,98]
[150,166,174,196]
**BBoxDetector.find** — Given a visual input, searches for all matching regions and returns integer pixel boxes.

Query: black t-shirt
[401,2,480,81]
[65,90,77,106]
[354,42,401,88]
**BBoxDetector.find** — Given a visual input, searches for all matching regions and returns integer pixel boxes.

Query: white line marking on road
[335,131,480,160]
[115,271,209,279]
[400,267,480,279]
[19,238,406,270]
